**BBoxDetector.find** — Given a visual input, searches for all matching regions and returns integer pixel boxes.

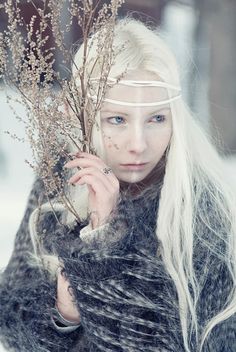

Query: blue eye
[150,115,166,123]
[108,116,125,125]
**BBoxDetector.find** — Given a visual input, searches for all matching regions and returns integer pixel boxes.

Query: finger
[75,152,101,161]
[67,152,102,164]
[75,174,109,198]
[65,158,119,188]
[68,167,115,192]
[57,273,80,322]
[65,156,105,170]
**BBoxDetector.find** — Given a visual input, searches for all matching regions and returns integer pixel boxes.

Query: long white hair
[29,17,236,351]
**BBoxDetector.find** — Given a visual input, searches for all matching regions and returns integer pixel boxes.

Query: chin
[118,173,148,184]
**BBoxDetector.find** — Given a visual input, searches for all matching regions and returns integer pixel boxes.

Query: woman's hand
[64,152,120,229]
[56,269,81,323]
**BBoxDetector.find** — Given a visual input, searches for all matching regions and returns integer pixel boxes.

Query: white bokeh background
[0,90,34,352]
[0,90,34,267]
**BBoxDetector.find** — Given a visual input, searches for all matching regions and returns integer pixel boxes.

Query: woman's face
[100,71,172,183]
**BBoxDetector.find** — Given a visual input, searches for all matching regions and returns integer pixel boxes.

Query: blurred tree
[193,0,236,154]
[120,0,168,23]
[208,0,236,154]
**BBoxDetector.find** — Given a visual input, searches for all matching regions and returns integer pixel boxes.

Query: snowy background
[0,91,34,352]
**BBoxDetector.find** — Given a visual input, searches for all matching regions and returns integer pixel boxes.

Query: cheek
[101,131,113,149]
[106,142,113,149]
[104,139,120,152]
[102,138,119,163]
[102,130,124,151]
[151,128,171,145]
[162,130,172,146]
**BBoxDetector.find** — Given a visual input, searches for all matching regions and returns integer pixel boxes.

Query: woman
[0,18,236,352]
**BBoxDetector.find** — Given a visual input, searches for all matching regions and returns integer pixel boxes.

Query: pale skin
[56,70,172,323]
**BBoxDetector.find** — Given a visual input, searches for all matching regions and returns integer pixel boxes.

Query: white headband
[88,78,182,107]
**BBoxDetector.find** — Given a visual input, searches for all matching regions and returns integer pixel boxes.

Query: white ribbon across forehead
[88,77,182,107]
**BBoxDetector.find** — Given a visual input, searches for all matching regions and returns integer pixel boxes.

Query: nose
[126,127,147,154]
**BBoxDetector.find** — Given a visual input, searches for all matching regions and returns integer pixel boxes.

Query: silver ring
[102,167,112,175]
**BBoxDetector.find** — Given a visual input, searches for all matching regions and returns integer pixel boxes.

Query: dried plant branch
[1,0,125,221]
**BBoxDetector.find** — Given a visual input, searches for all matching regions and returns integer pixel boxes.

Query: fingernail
[75,152,84,158]
[68,180,75,187]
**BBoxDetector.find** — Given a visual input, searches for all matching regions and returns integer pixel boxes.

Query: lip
[119,163,148,170]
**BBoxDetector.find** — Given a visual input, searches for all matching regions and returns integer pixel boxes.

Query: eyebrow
[101,110,129,116]
[100,106,171,116]
[148,107,171,115]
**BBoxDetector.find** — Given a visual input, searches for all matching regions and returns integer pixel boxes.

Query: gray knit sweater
[0,177,235,352]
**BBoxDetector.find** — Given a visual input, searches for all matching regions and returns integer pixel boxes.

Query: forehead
[122,70,162,81]
[89,69,181,112]
[102,70,179,109]
[107,70,167,99]
[105,82,169,104]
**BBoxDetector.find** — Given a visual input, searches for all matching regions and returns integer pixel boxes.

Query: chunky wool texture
[0,176,236,352]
